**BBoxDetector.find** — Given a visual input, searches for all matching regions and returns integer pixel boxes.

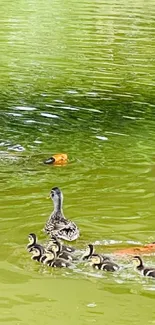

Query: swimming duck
[41,249,72,268]
[82,244,110,262]
[90,254,119,272]
[44,187,80,241]
[44,153,68,165]
[27,233,46,254]
[46,236,73,261]
[132,256,155,278]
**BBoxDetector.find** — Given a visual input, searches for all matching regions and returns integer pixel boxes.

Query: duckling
[82,244,110,262]
[41,249,72,268]
[44,187,79,241]
[46,236,73,261]
[27,233,37,252]
[132,256,155,278]
[30,245,45,262]
[27,233,45,255]
[90,254,119,272]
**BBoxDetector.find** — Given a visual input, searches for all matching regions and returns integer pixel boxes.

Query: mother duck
[44,187,79,241]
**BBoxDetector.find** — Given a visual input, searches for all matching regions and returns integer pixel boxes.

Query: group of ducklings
[27,231,121,270]
[27,234,75,268]
[27,187,155,278]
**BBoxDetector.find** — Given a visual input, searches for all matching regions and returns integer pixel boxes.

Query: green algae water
[1,0,155,324]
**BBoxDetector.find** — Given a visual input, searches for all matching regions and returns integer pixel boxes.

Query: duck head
[132,255,143,268]
[28,233,37,246]
[50,187,63,213]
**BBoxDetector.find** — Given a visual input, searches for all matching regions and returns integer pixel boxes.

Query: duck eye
[51,193,54,198]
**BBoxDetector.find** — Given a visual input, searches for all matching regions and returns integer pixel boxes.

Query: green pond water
[1,0,155,324]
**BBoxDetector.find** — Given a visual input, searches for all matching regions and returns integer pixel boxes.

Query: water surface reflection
[1,0,155,324]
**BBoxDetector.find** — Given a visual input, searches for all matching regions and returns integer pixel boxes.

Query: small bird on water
[90,254,119,272]
[44,187,80,241]
[132,255,155,278]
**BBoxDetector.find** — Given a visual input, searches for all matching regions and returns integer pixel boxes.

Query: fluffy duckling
[82,244,110,262]
[27,233,45,255]
[41,249,72,268]
[90,254,119,272]
[46,236,73,261]
[132,256,155,278]
[44,187,79,241]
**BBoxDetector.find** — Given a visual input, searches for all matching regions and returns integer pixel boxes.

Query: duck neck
[31,237,36,247]
[32,245,44,261]
[33,253,41,262]
[46,250,56,263]
[83,245,94,260]
[53,195,63,215]
[89,245,94,257]
[137,259,144,270]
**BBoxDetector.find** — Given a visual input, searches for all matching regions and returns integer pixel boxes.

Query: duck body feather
[49,258,72,268]
[90,254,119,272]
[45,212,79,241]
[61,244,75,253]
[58,251,73,261]
[137,265,155,278]
[30,244,45,262]
[40,250,72,268]
[46,236,73,261]
[143,268,155,277]
[93,261,119,272]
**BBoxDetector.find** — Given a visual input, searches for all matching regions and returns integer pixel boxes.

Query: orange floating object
[44,153,68,165]
[114,243,155,255]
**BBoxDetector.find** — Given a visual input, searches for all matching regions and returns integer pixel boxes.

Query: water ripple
[0,0,155,323]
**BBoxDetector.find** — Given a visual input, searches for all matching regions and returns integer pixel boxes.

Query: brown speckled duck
[44,187,79,241]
